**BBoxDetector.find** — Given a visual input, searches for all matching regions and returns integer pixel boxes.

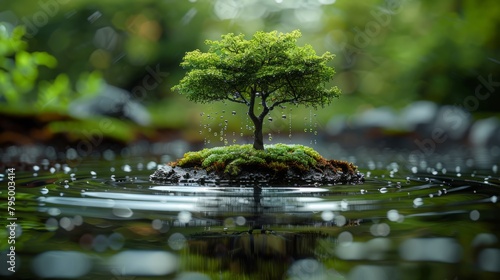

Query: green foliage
[48,117,136,142]
[0,24,103,114]
[172,30,340,107]
[176,143,326,175]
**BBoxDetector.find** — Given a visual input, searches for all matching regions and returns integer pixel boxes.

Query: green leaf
[33,52,57,68]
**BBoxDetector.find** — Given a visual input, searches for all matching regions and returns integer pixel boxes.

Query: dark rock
[150,164,364,186]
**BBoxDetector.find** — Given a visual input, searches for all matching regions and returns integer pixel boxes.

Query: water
[1,148,500,279]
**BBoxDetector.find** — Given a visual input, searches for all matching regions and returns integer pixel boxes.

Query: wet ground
[1,145,500,279]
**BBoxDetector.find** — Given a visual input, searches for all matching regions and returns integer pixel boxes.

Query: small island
[151,30,363,186]
[150,144,363,185]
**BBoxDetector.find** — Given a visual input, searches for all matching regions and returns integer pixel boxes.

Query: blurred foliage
[0,0,498,144]
[0,25,102,114]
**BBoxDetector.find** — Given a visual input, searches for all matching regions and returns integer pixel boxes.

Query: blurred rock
[324,101,500,150]
[69,84,151,126]
[355,107,397,129]
[469,117,500,147]
[400,101,438,131]
[430,105,471,140]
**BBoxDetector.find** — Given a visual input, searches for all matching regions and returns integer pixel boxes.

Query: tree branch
[227,95,249,105]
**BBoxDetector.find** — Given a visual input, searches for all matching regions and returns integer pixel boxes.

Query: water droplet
[470,210,480,221]
[268,116,273,122]
[214,132,218,136]
[281,114,286,119]
[304,128,308,132]
[168,233,186,250]
[122,165,132,172]
[379,187,388,193]
[387,209,400,222]
[321,211,334,221]
[90,171,97,176]
[232,111,236,115]
[41,187,49,195]
[413,198,423,207]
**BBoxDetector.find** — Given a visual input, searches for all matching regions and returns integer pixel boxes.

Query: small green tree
[172,30,340,150]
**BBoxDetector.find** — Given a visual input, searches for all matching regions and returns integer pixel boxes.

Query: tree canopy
[172,30,340,150]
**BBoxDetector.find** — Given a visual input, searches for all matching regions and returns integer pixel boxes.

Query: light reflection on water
[2,152,500,279]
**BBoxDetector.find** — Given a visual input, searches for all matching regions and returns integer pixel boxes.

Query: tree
[172,30,340,150]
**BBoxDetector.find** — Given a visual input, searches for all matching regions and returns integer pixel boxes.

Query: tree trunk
[252,118,265,150]
[247,92,268,150]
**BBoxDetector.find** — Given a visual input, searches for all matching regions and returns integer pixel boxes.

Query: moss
[173,144,357,177]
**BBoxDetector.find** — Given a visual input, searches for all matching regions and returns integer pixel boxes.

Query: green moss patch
[171,144,357,177]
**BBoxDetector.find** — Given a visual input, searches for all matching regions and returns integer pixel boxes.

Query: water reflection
[4,153,500,279]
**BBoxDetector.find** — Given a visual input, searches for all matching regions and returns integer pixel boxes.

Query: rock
[150,164,364,186]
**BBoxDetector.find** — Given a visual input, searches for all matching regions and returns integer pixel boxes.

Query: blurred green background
[0,0,499,148]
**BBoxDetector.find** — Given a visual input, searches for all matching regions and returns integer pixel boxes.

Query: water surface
[1,148,499,279]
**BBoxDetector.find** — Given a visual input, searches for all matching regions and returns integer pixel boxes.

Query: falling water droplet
[232,111,236,115]
[282,114,286,119]
[268,117,273,122]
